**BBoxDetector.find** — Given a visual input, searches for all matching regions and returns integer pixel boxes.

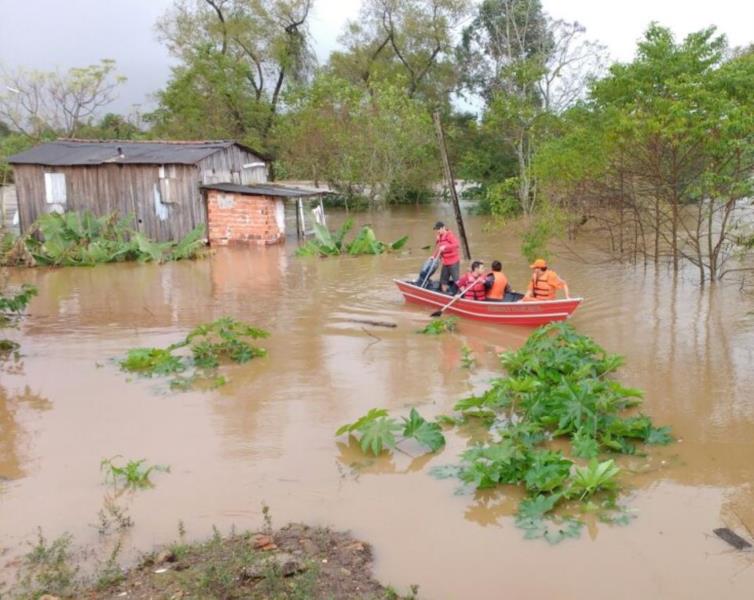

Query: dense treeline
[1,0,752,282]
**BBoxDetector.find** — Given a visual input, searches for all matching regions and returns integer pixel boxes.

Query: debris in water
[713,528,752,550]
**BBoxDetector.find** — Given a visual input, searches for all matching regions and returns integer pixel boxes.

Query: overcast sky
[1,0,752,114]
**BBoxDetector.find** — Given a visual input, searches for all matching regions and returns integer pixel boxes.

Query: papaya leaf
[358,417,401,455]
[335,408,390,436]
[402,408,445,452]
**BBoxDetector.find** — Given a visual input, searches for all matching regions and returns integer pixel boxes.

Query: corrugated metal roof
[8,139,267,166]
[201,182,330,198]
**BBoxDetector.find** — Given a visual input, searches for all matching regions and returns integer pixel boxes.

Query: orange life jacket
[529,270,562,300]
[486,271,508,300]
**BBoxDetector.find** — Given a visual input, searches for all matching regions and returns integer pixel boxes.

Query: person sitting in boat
[457,260,488,300]
[485,260,511,301]
[433,221,461,292]
[523,258,570,301]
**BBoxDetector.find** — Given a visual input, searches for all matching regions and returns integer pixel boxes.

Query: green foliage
[568,459,620,500]
[0,283,37,316]
[100,456,170,489]
[460,345,475,369]
[14,529,79,599]
[295,218,408,257]
[1,211,206,267]
[120,348,185,376]
[417,317,458,335]
[424,323,673,542]
[336,407,446,456]
[119,317,269,391]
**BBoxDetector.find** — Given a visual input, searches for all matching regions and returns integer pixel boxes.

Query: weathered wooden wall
[197,147,267,185]
[12,146,269,242]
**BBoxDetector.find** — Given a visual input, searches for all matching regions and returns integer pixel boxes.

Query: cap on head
[530,258,547,269]
[433,221,445,230]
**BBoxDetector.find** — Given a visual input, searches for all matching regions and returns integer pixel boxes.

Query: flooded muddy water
[2,206,754,598]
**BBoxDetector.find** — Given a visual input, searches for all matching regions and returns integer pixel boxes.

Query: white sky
[0,0,752,113]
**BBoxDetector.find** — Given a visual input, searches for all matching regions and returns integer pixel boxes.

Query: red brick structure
[202,182,327,246]
[205,188,284,246]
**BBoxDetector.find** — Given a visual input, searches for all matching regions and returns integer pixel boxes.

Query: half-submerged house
[8,139,326,245]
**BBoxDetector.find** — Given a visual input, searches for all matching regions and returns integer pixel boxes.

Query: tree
[0,60,125,138]
[328,0,469,106]
[535,25,754,284]
[154,0,315,153]
[458,0,605,214]
[276,73,438,206]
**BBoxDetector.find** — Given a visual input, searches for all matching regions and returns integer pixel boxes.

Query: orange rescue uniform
[526,270,565,301]
[486,271,509,300]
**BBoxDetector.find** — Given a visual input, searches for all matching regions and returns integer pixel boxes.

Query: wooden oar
[430,279,480,318]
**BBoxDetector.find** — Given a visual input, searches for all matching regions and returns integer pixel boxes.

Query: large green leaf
[335,408,389,436]
[401,408,445,452]
[358,417,401,455]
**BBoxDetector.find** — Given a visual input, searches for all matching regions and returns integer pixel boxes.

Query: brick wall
[206,190,285,246]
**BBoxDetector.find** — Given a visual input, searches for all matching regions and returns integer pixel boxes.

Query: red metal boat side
[393,279,582,326]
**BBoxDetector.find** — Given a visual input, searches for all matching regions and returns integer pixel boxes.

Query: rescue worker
[485,260,511,301]
[523,258,570,301]
[433,221,460,292]
[456,260,488,300]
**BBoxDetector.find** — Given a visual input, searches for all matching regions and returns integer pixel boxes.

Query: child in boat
[456,260,488,300]
[523,259,570,301]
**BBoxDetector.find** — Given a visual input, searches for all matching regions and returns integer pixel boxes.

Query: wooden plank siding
[12,146,268,242]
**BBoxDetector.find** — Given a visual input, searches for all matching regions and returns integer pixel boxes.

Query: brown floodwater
[2,206,754,599]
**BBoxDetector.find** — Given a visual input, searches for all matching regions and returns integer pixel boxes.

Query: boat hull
[394,279,582,326]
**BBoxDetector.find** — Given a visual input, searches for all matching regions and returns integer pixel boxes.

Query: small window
[44,173,67,204]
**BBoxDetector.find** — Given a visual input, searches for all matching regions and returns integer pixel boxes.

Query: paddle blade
[430,309,443,317]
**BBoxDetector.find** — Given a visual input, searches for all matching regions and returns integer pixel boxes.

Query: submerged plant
[295,218,408,257]
[460,345,475,368]
[336,408,445,455]
[1,210,206,267]
[15,529,79,598]
[118,317,268,391]
[347,323,674,543]
[100,456,170,489]
[417,316,458,335]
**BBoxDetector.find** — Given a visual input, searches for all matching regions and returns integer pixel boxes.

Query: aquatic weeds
[417,316,458,335]
[100,456,170,489]
[15,529,79,599]
[336,408,445,455]
[119,317,269,391]
[460,345,475,368]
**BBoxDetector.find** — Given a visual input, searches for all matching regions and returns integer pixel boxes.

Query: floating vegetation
[460,345,475,368]
[336,408,446,455]
[119,317,269,391]
[100,456,170,490]
[295,218,408,257]
[1,280,37,356]
[0,211,206,267]
[417,316,458,335]
[341,323,673,543]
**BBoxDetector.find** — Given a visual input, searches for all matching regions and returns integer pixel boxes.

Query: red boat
[394,279,583,326]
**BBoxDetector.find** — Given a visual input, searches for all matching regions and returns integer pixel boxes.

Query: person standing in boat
[433,221,460,293]
[485,260,511,301]
[457,260,488,300]
[523,258,570,301]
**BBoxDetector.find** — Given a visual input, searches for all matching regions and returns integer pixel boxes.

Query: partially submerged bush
[119,317,269,391]
[296,218,408,257]
[1,211,206,267]
[341,323,673,543]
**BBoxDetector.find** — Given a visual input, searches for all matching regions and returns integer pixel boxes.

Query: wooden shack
[8,139,269,242]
